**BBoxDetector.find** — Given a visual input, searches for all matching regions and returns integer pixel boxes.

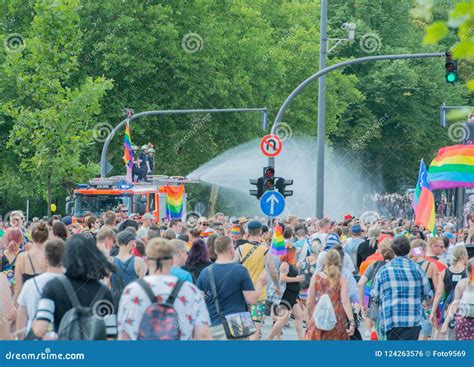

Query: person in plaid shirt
[371,236,432,340]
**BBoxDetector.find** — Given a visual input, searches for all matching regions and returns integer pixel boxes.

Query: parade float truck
[66,175,194,223]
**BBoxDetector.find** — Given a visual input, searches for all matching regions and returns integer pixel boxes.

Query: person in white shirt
[136,213,155,243]
[16,239,65,339]
[310,218,330,247]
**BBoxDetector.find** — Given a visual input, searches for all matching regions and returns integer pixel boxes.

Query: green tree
[0,0,112,216]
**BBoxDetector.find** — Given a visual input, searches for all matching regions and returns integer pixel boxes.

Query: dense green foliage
[0,0,471,217]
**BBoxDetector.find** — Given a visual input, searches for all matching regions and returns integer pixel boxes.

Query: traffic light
[445,51,458,84]
[249,177,264,199]
[276,177,294,198]
[263,166,275,191]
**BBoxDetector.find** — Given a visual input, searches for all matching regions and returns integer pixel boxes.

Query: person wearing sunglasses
[116,204,129,230]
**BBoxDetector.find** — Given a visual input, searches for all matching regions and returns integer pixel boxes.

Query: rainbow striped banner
[123,121,134,183]
[270,224,286,256]
[166,184,184,220]
[428,145,474,189]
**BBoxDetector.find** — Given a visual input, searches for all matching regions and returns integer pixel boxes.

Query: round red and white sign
[260,134,282,157]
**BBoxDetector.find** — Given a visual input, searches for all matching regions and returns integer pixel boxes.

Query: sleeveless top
[444,268,467,297]
[285,264,301,292]
[111,256,137,287]
[22,252,39,283]
[417,259,434,292]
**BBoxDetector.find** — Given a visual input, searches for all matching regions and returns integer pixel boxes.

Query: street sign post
[260,134,282,157]
[260,190,285,217]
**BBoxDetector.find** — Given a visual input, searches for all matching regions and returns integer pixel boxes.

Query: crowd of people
[363,193,414,219]
[0,208,472,341]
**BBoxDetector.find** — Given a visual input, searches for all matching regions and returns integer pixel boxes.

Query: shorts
[210,324,227,340]
[264,300,274,317]
[249,301,265,322]
[281,289,299,309]
[420,315,432,337]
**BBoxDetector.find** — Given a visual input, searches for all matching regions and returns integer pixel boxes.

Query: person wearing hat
[147,147,155,175]
[343,224,364,274]
[137,213,155,244]
[316,233,355,274]
[234,220,278,340]
[110,231,146,308]
[238,217,249,226]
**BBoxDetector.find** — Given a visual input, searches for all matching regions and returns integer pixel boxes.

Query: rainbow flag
[270,224,286,256]
[414,160,435,233]
[230,225,240,236]
[428,145,474,190]
[166,184,184,220]
[123,121,134,183]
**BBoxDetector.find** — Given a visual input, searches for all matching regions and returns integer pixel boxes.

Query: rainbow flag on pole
[428,144,474,190]
[123,121,134,183]
[414,160,435,233]
[166,184,184,220]
[270,224,286,256]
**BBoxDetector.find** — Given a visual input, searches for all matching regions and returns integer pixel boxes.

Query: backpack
[313,293,337,331]
[458,282,474,318]
[366,260,386,321]
[57,276,107,340]
[110,256,136,308]
[136,278,185,340]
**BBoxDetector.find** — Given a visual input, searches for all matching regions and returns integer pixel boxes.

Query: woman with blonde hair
[430,245,468,340]
[356,225,381,269]
[306,249,355,340]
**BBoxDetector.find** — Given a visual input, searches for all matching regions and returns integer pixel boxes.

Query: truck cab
[67,175,192,222]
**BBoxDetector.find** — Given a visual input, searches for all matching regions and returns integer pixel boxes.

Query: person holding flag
[413,159,436,235]
[267,224,305,340]
[123,109,134,183]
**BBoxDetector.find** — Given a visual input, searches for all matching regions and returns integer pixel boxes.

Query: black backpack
[57,276,108,340]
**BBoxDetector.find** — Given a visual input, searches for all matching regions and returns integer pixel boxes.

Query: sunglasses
[200,223,209,226]
[121,210,129,213]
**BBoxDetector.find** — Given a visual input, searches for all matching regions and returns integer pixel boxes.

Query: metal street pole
[316,0,328,218]
[100,107,268,178]
[269,52,444,215]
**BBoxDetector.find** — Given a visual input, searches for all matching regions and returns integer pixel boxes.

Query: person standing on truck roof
[147,147,155,175]
[138,145,148,181]
[131,145,140,182]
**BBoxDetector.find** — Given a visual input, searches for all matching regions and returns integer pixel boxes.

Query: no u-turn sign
[260,134,282,157]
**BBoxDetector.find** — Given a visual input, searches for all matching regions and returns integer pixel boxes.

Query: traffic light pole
[100,107,268,178]
[269,52,444,217]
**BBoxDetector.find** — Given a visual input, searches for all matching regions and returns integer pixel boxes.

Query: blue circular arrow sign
[260,190,285,217]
